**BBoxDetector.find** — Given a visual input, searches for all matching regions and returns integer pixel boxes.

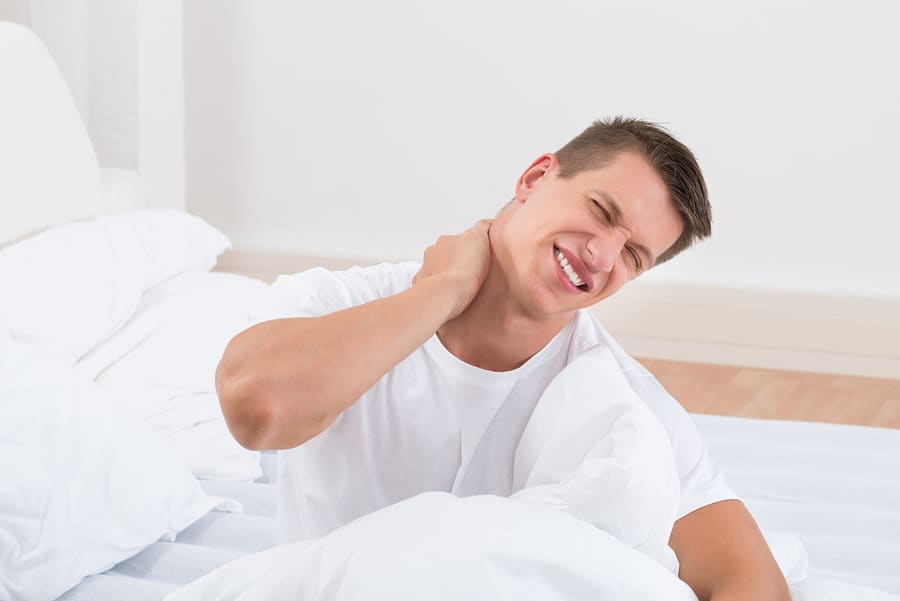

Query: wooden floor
[636,358,900,429]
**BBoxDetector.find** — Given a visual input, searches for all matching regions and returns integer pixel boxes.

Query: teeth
[555,248,585,288]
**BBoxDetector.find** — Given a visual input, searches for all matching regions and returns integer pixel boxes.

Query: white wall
[185,0,900,297]
[1,0,184,209]
[135,0,184,209]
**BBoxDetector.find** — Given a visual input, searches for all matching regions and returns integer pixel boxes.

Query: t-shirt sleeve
[249,261,421,323]
[624,369,739,519]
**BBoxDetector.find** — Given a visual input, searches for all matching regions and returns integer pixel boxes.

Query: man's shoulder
[295,260,421,296]
[257,261,421,320]
[286,261,420,291]
[340,261,420,294]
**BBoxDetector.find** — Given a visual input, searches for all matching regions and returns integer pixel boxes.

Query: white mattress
[56,454,279,601]
[54,414,900,600]
[695,414,900,594]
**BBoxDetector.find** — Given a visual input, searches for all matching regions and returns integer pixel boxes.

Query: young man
[216,117,791,601]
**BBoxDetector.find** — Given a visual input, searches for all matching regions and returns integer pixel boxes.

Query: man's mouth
[554,246,588,291]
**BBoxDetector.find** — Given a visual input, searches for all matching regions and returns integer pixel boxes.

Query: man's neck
[436,263,573,372]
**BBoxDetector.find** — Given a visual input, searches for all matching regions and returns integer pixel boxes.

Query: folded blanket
[511,345,680,571]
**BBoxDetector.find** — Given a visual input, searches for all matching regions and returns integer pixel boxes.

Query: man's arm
[216,220,492,451]
[669,499,791,601]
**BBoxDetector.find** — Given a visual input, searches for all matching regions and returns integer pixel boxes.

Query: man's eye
[591,199,611,224]
[625,247,642,272]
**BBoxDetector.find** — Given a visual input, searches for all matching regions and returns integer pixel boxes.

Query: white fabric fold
[0,344,219,601]
[511,345,680,571]
[0,209,230,366]
[164,492,699,601]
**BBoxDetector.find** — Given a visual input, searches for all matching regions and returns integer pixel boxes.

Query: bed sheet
[55,454,279,601]
[54,415,900,600]
[694,414,900,595]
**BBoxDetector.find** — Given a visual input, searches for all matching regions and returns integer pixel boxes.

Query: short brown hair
[555,116,711,266]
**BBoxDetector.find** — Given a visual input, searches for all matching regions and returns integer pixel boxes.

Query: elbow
[228,405,277,452]
[222,389,332,451]
[216,352,274,451]
[215,340,333,451]
[226,406,273,451]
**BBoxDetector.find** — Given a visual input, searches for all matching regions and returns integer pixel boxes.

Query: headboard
[0,21,146,249]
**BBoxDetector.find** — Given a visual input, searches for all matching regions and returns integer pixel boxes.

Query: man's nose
[586,229,628,273]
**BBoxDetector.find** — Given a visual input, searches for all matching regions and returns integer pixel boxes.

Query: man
[216,117,791,601]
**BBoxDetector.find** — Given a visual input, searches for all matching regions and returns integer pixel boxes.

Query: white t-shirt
[254,262,737,543]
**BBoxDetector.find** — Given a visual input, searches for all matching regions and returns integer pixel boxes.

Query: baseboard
[215,248,900,380]
[588,278,900,379]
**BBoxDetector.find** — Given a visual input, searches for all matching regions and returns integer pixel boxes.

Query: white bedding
[164,492,698,601]
[75,270,268,481]
[0,346,222,601]
[165,345,690,600]
[165,489,898,601]
[159,350,900,601]
[0,210,265,598]
[1,211,898,601]
[52,431,900,601]
[0,209,230,366]
[696,415,900,595]
[509,346,680,571]
[166,415,900,601]
[0,210,266,483]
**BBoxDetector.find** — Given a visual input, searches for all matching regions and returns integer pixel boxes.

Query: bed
[48,418,900,600]
[1,19,898,601]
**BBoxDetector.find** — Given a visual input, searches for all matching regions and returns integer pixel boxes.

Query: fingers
[411,217,495,319]
[471,218,493,233]
[457,219,492,244]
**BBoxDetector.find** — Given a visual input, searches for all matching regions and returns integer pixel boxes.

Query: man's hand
[413,219,492,320]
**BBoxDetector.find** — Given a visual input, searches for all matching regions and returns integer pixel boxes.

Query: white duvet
[0,343,222,601]
[167,346,692,600]
[165,491,698,601]
[165,492,896,600]
[1,209,267,483]
[165,346,899,601]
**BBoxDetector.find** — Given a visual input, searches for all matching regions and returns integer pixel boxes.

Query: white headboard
[0,21,146,249]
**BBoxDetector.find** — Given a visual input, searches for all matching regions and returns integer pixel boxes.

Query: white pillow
[0,344,222,601]
[0,209,230,365]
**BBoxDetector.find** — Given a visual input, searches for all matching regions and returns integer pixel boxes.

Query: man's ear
[514,154,557,203]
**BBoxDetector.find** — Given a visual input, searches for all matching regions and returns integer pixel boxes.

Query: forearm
[707,573,791,601]
[217,276,458,450]
[671,500,790,601]
[691,550,791,601]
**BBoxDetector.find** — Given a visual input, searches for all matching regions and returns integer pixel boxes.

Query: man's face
[490,151,683,320]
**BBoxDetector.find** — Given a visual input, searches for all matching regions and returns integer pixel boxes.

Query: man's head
[554,116,711,266]
[489,117,710,321]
